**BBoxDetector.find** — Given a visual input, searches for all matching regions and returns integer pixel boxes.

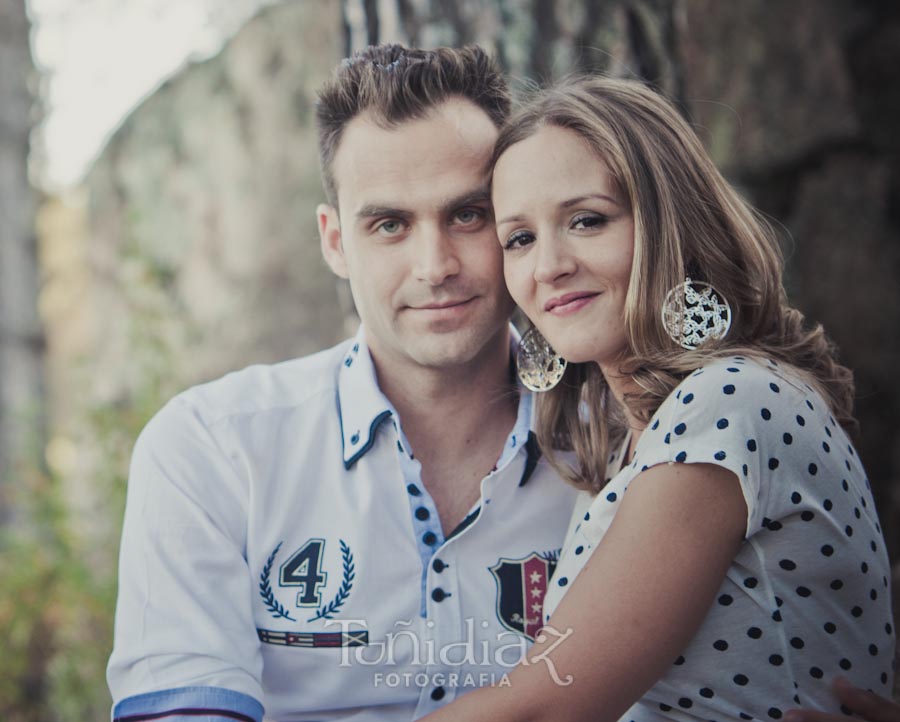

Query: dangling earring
[661,277,732,350]
[516,326,567,392]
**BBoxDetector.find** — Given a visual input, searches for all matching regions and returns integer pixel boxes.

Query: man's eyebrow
[355,205,413,221]
[442,188,491,211]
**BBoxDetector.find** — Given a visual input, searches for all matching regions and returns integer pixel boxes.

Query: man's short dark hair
[315,43,510,206]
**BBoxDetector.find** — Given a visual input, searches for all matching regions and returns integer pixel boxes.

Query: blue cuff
[113,686,263,722]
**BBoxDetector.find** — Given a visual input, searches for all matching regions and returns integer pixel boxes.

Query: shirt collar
[337,324,541,482]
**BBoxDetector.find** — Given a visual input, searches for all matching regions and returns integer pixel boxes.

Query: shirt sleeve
[107,393,264,720]
[632,358,799,538]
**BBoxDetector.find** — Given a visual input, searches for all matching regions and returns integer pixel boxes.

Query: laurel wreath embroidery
[259,541,297,621]
[308,539,354,622]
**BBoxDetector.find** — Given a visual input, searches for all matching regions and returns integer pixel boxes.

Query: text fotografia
[374,671,511,689]
[323,618,574,686]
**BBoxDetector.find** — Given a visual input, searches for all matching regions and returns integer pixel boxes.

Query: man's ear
[317,203,349,279]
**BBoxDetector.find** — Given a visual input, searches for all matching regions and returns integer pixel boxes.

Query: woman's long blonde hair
[491,77,856,493]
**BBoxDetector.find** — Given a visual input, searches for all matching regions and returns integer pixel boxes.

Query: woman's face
[492,125,635,368]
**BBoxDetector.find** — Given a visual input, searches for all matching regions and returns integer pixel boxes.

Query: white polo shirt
[108,327,578,722]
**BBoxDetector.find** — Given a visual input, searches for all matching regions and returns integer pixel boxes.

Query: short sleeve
[107,394,264,719]
[633,358,800,538]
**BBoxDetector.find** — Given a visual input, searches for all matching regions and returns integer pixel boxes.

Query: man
[107,44,578,722]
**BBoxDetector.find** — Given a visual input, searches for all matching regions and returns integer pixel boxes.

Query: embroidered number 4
[279,539,328,607]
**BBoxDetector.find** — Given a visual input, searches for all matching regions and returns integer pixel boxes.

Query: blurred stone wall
[81,0,349,415]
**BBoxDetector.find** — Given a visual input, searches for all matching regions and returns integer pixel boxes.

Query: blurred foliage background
[1,0,898,719]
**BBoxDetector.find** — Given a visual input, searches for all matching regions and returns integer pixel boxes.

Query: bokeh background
[1,0,898,719]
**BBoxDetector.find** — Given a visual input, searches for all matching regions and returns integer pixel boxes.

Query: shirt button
[431,686,446,701]
[415,507,430,521]
[432,558,446,573]
[423,531,437,546]
[431,588,447,602]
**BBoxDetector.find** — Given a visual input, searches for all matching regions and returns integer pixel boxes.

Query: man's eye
[503,230,535,250]
[455,208,483,224]
[572,213,608,230]
[376,219,404,235]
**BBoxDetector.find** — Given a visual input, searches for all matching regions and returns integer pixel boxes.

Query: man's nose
[414,227,460,285]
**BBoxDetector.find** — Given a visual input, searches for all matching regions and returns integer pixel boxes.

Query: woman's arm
[422,461,747,722]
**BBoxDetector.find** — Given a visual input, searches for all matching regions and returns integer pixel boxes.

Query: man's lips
[408,297,476,310]
[544,292,600,315]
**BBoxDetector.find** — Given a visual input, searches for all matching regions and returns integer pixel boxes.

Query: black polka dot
[713,639,728,651]
[823,441,831,453]
[723,384,736,395]
[810,667,823,679]
[779,559,796,571]
[783,432,793,445]
[830,579,844,590]
[674,422,687,435]
[842,479,850,491]
[800,510,815,521]
[796,415,806,426]
[768,707,783,719]
[790,637,805,649]
[678,698,693,709]
[740,714,753,720]
[700,688,714,699]
[851,606,863,618]
[821,544,834,556]
[651,419,659,430]
[769,654,784,666]
[869,644,878,656]
[717,418,729,429]
[768,458,780,470]
[885,623,892,635]
[790,491,802,503]
[606,492,617,502]
[845,525,854,537]
[733,674,749,686]
[747,627,763,639]
[808,463,818,475]
[860,561,868,573]
[407,483,422,496]
[714,450,727,461]
[823,499,833,511]
[676,451,687,462]
[765,518,783,531]
[742,464,749,476]
[770,383,780,393]
[674,655,685,666]
[744,577,758,589]
[584,511,590,521]
[796,586,812,597]
[558,577,568,587]
[854,508,861,519]
[664,433,671,444]
[574,545,584,555]
[683,393,694,404]
[659,703,672,712]
[772,610,783,622]
[718,594,734,606]
[761,408,772,420]
[727,367,740,373]
[747,439,758,452]
[839,658,852,670]
[824,622,836,634]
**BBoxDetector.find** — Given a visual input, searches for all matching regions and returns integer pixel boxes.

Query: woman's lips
[544,292,600,316]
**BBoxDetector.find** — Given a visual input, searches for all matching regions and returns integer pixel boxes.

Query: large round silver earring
[661,277,732,350]
[516,327,567,392]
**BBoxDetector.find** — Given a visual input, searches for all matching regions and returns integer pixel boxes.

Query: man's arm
[108,394,264,721]
[785,678,900,722]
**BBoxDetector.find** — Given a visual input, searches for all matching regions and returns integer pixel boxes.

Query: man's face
[318,99,514,374]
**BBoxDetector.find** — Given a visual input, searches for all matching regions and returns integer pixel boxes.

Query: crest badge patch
[489,551,559,642]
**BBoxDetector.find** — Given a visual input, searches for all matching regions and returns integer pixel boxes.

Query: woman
[423,77,895,721]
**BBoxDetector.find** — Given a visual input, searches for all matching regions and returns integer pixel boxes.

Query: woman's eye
[503,230,535,250]
[572,213,608,230]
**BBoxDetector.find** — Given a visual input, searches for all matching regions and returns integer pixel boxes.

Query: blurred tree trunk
[0,0,44,527]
